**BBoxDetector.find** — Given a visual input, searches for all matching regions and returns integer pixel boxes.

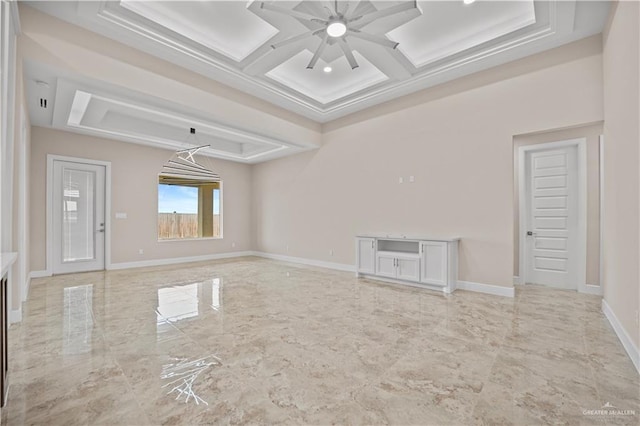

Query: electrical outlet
[286,245,289,252]
[138,249,144,255]
[409,175,415,183]
[231,242,236,248]
[399,177,404,184]
[329,249,333,256]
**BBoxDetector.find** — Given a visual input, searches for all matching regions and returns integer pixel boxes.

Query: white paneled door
[52,160,106,274]
[525,146,579,289]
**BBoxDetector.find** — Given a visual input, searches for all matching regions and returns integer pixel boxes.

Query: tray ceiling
[25,1,610,122]
[24,62,316,164]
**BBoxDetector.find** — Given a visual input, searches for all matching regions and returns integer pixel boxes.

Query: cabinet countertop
[356,234,460,242]
[1,253,18,277]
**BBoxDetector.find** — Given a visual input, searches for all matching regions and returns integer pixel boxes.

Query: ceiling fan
[261,1,418,70]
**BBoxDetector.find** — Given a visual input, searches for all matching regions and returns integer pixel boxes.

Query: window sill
[157,237,224,242]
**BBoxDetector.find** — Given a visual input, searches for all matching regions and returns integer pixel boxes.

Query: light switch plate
[115,212,127,219]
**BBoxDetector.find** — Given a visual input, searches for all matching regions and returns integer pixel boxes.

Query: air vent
[35,80,50,109]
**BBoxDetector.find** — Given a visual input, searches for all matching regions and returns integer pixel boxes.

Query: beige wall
[513,123,603,286]
[253,37,604,288]
[602,2,640,347]
[29,127,252,271]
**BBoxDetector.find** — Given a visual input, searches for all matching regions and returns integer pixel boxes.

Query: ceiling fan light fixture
[266,0,420,71]
[323,66,332,73]
[326,20,347,38]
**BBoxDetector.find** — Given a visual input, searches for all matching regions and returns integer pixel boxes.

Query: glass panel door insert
[52,160,106,274]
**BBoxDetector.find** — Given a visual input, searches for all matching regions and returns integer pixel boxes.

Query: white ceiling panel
[266,49,389,104]
[65,88,289,161]
[119,0,279,63]
[388,1,536,68]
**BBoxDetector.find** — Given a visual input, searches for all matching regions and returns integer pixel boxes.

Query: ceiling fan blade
[307,33,329,69]
[337,39,359,69]
[347,30,399,49]
[320,0,337,17]
[349,0,417,28]
[261,2,323,22]
[340,1,355,17]
[271,29,324,49]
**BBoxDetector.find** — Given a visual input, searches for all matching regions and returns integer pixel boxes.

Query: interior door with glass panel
[52,160,106,274]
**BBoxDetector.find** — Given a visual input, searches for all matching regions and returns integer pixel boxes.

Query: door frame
[599,135,604,290]
[517,138,587,292]
[18,106,28,302]
[46,155,112,275]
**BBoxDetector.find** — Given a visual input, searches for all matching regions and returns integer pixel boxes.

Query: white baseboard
[32,253,513,301]
[513,278,603,296]
[602,299,639,374]
[29,270,51,278]
[9,308,21,324]
[108,251,255,271]
[253,253,514,298]
[457,280,515,298]
[581,284,603,296]
[251,251,355,273]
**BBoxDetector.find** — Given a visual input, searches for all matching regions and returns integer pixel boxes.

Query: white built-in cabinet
[420,241,448,287]
[376,252,420,281]
[356,238,376,275]
[356,235,459,293]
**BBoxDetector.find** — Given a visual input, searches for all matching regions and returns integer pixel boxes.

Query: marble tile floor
[2,256,638,425]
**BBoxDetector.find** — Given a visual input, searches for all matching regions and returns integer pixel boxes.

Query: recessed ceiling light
[326,20,347,38]
[463,0,476,4]
[323,66,332,73]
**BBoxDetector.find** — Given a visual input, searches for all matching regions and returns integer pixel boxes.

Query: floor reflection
[161,355,220,405]
[157,284,199,323]
[211,278,221,311]
[63,284,94,355]
[156,278,222,328]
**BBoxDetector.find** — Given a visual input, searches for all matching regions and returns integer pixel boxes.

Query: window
[157,176,221,240]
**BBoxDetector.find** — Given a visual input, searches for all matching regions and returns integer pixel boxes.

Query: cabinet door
[397,257,420,282]
[356,238,376,274]
[376,254,397,278]
[420,242,448,286]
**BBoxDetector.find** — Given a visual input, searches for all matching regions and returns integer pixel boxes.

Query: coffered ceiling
[26,1,610,123]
